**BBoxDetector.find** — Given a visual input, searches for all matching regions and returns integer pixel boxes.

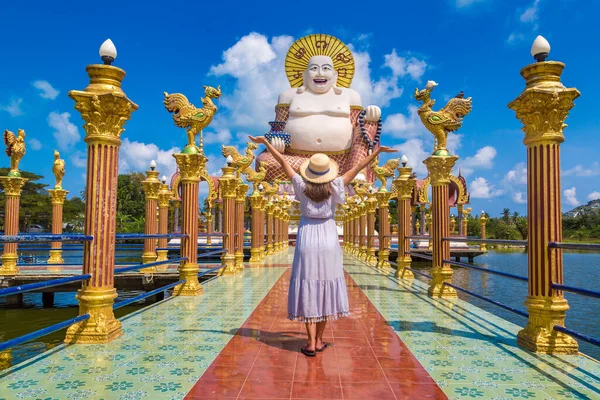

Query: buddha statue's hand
[270,137,286,153]
[365,105,382,122]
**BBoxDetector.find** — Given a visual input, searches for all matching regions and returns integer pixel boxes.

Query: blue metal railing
[443,237,528,246]
[0,274,92,297]
[443,259,528,282]
[114,257,187,274]
[115,233,188,240]
[549,242,600,251]
[0,234,94,243]
[113,280,186,310]
[0,314,90,352]
[552,283,600,299]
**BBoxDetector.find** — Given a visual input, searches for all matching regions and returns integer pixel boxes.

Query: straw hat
[299,153,339,184]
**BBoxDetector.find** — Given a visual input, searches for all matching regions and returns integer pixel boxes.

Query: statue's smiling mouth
[313,78,328,85]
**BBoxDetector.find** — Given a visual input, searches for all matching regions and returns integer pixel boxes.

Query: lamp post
[393,155,415,279]
[508,35,579,354]
[65,39,138,343]
[141,160,161,272]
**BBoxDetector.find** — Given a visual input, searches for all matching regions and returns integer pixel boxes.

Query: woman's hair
[304,180,333,203]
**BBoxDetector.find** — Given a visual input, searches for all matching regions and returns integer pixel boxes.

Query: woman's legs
[316,321,327,348]
[304,322,317,351]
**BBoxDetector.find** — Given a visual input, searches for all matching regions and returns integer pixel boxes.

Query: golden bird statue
[52,150,66,189]
[414,81,472,155]
[163,85,221,152]
[221,142,257,175]
[3,129,26,177]
[244,165,267,193]
[370,156,400,189]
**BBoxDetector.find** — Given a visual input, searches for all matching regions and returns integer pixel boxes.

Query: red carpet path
[185,269,447,399]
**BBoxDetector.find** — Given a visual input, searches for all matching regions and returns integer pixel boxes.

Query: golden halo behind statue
[285,34,355,89]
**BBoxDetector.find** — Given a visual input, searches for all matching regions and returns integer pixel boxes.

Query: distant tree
[501,208,511,224]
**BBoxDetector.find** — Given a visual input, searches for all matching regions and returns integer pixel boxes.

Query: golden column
[234,181,249,271]
[48,150,67,266]
[427,211,433,251]
[352,201,360,255]
[424,156,458,298]
[449,216,456,235]
[172,152,206,295]
[65,40,138,343]
[259,192,267,259]
[393,157,415,280]
[218,165,237,275]
[479,212,488,252]
[365,191,378,264]
[341,205,348,251]
[347,202,355,254]
[141,161,161,272]
[376,190,392,269]
[359,199,368,260]
[206,203,214,245]
[461,207,471,238]
[156,177,171,263]
[0,175,27,276]
[274,199,282,252]
[265,198,274,255]
[508,36,579,354]
[248,192,263,263]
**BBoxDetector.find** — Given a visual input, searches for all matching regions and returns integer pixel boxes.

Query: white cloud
[119,138,181,180]
[383,105,423,139]
[564,187,580,207]
[520,0,540,23]
[587,191,600,201]
[48,111,80,150]
[470,177,503,199]
[70,151,87,168]
[512,191,527,204]
[506,33,525,44]
[393,139,429,176]
[32,80,59,100]
[203,129,233,145]
[209,32,426,135]
[446,133,463,155]
[562,162,600,177]
[29,138,43,151]
[504,162,528,186]
[0,98,24,116]
[457,146,497,177]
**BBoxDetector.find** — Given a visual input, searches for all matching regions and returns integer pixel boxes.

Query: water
[411,249,600,361]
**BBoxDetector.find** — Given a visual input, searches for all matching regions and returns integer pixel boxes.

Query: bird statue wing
[426,112,462,131]
[441,97,473,119]
[3,130,16,157]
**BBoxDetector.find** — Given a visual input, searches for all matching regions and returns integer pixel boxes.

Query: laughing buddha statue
[256,34,382,182]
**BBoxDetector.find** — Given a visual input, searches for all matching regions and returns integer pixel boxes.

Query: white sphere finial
[99,39,117,65]
[401,155,409,165]
[531,35,550,62]
[226,155,234,166]
[150,160,157,170]
[161,175,167,184]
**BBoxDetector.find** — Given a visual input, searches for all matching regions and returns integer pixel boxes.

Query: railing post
[172,152,205,295]
[449,215,456,236]
[141,163,161,272]
[479,212,488,252]
[366,192,377,264]
[156,178,171,263]
[376,190,392,269]
[249,192,262,264]
[206,204,213,245]
[341,205,348,251]
[457,204,464,236]
[393,161,415,280]
[259,194,267,259]
[235,182,248,271]
[461,207,470,238]
[218,166,237,275]
[65,52,138,343]
[508,41,579,354]
[424,155,458,298]
[0,176,27,276]
[427,211,433,251]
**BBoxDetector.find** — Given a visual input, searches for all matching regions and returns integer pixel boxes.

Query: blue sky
[0,0,597,217]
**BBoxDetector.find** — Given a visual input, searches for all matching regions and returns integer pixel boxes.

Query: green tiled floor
[343,255,600,400]
[0,267,286,400]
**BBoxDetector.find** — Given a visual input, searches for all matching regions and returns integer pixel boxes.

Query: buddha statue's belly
[287,114,353,152]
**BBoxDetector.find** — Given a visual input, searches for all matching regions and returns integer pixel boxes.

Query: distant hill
[564,199,600,218]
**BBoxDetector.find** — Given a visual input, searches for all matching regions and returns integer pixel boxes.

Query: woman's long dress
[288,174,350,322]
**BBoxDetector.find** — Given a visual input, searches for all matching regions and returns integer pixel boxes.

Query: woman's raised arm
[342,146,398,186]
[249,136,296,181]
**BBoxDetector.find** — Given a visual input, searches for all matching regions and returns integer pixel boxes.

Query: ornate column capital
[48,189,69,204]
[236,183,249,202]
[0,177,27,196]
[508,62,580,147]
[375,191,392,207]
[142,170,162,200]
[423,155,458,186]
[158,183,171,207]
[174,153,207,183]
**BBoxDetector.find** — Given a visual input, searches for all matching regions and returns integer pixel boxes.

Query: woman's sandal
[301,346,316,357]
[316,343,330,352]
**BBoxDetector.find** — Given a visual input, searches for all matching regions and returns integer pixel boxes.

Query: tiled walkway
[186,269,445,399]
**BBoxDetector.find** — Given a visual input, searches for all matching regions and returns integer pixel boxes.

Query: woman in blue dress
[250,135,397,356]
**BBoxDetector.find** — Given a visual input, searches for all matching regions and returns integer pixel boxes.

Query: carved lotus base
[0,254,19,276]
[47,250,65,265]
[428,268,457,298]
[173,262,203,296]
[219,254,239,276]
[249,249,262,264]
[64,288,122,344]
[395,257,414,280]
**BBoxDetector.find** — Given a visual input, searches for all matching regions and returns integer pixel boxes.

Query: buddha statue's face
[303,56,337,94]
